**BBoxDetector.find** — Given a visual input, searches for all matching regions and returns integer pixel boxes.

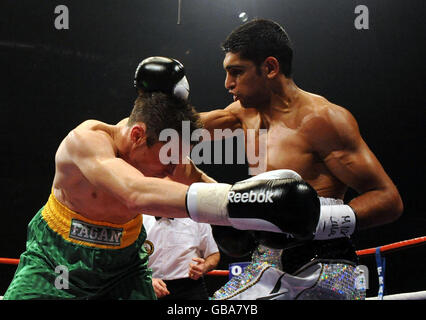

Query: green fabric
[3,208,156,300]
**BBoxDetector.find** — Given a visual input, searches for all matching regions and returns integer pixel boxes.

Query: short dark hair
[222,19,293,77]
[128,92,202,147]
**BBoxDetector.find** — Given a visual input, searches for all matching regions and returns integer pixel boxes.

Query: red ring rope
[205,236,426,276]
[1,236,425,277]
[0,258,20,265]
[355,236,426,256]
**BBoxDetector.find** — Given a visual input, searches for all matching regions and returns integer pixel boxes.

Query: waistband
[41,192,143,249]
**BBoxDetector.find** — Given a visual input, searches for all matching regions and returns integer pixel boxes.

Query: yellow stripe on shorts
[41,192,142,249]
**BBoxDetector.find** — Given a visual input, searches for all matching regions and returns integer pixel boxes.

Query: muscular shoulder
[201,101,245,132]
[224,101,242,114]
[224,101,259,126]
[225,101,257,117]
[300,98,361,155]
[74,119,112,132]
[63,120,116,159]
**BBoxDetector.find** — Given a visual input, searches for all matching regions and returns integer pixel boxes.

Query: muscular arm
[199,103,242,139]
[305,106,403,230]
[65,128,189,218]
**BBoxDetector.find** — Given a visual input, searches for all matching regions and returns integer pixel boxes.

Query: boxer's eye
[229,69,243,77]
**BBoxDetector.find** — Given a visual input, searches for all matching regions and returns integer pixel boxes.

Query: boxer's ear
[263,56,280,79]
[130,123,147,146]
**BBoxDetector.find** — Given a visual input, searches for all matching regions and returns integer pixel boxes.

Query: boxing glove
[134,56,189,101]
[186,170,321,240]
[211,226,257,258]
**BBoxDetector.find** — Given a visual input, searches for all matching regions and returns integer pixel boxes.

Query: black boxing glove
[134,56,189,100]
[211,226,257,258]
[186,170,320,241]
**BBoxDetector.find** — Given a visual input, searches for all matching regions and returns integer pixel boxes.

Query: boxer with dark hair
[128,93,201,148]
[200,19,403,300]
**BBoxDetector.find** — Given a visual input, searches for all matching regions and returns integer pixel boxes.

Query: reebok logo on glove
[228,190,274,203]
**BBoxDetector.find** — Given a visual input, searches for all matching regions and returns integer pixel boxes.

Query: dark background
[0,0,424,298]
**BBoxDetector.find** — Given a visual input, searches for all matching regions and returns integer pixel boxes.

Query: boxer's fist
[186,170,321,240]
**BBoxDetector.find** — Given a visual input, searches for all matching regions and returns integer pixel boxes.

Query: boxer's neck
[259,77,301,118]
[113,125,132,159]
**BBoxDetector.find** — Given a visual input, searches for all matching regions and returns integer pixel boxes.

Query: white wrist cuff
[314,204,357,240]
[186,183,232,226]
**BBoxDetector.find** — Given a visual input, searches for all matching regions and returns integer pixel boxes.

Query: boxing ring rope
[0,258,20,265]
[206,236,426,274]
[1,236,425,299]
[355,236,426,256]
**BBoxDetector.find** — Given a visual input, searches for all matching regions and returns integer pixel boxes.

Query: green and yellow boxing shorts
[3,192,156,300]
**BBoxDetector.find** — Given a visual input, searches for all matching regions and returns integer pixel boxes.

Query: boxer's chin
[239,99,254,109]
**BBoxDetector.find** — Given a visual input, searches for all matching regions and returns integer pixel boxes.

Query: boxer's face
[132,139,191,179]
[223,52,270,108]
[136,141,177,178]
[126,125,172,178]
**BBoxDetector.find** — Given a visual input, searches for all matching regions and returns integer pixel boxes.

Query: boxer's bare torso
[228,92,353,200]
[52,121,130,224]
[52,120,188,224]
[200,53,402,229]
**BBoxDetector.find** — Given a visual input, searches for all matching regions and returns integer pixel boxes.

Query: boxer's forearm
[348,184,403,230]
[77,155,191,218]
[128,177,190,218]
